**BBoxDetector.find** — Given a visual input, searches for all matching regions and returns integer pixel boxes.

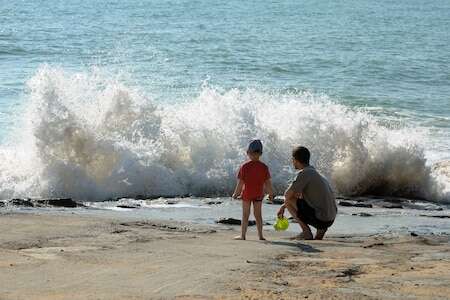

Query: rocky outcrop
[116,204,141,209]
[352,212,373,217]
[216,218,255,226]
[1,198,83,208]
[267,197,284,205]
[205,200,223,205]
[35,198,80,207]
[10,199,34,207]
[216,218,271,226]
[420,214,450,219]
[339,201,373,208]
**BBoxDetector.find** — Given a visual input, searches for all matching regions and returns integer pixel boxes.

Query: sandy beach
[0,212,449,300]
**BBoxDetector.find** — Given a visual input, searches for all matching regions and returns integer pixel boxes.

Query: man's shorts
[297,199,334,230]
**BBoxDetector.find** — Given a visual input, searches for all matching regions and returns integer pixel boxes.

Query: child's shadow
[269,240,322,253]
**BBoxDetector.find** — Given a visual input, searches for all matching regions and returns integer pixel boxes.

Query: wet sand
[0,212,449,299]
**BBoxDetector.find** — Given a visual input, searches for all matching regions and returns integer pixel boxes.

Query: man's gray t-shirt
[286,166,337,221]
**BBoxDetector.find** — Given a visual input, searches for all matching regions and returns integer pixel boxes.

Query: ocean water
[0,0,449,202]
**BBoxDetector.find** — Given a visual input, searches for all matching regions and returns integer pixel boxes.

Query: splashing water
[0,67,448,202]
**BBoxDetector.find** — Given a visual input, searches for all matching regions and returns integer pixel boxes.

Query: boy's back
[238,160,270,201]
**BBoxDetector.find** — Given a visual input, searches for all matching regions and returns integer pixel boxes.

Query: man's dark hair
[292,146,310,165]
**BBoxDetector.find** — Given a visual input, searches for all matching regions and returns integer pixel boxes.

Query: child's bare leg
[235,200,251,240]
[253,200,265,240]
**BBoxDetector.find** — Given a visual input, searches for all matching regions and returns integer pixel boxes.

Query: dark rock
[268,197,284,205]
[338,201,353,206]
[339,201,373,208]
[35,198,80,208]
[5,198,82,208]
[11,199,34,207]
[216,218,256,226]
[0,201,4,207]
[336,266,363,278]
[353,203,373,208]
[116,205,140,209]
[205,200,223,205]
[352,212,373,217]
[410,232,419,237]
[420,214,450,219]
[382,204,403,209]
[133,194,190,200]
[217,218,242,225]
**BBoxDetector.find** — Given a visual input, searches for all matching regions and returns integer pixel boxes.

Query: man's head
[247,139,263,160]
[292,146,310,169]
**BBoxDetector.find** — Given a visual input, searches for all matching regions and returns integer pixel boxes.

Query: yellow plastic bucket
[273,217,289,231]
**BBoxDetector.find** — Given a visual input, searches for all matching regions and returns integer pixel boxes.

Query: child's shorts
[243,198,263,202]
[297,199,334,230]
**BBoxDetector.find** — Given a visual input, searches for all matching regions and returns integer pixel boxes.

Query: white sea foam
[0,67,448,202]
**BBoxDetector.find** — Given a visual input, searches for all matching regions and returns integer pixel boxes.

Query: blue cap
[247,139,263,153]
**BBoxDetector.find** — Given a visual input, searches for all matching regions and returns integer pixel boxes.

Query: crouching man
[277,146,337,240]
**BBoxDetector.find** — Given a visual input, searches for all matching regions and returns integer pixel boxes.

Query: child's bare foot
[233,235,245,240]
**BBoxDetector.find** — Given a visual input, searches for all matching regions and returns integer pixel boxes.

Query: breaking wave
[0,66,449,202]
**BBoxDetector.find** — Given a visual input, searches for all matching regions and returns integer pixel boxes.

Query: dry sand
[0,212,449,299]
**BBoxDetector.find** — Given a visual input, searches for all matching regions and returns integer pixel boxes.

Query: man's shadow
[269,240,322,253]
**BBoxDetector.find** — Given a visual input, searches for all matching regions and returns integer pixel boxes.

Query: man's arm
[277,171,309,217]
[232,179,244,199]
[277,189,297,217]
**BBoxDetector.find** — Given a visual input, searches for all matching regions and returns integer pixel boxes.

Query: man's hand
[268,194,274,203]
[277,204,285,218]
[232,193,240,200]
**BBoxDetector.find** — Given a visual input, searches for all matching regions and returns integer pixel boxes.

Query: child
[232,140,274,240]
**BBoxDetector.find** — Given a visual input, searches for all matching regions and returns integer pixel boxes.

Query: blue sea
[0,0,449,203]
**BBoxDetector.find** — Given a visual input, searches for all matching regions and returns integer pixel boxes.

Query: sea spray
[0,66,448,202]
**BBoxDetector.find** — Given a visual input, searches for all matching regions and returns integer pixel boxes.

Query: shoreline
[2,196,449,237]
[0,211,449,299]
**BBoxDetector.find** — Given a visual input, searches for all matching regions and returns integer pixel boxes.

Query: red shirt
[237,160,271,201]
